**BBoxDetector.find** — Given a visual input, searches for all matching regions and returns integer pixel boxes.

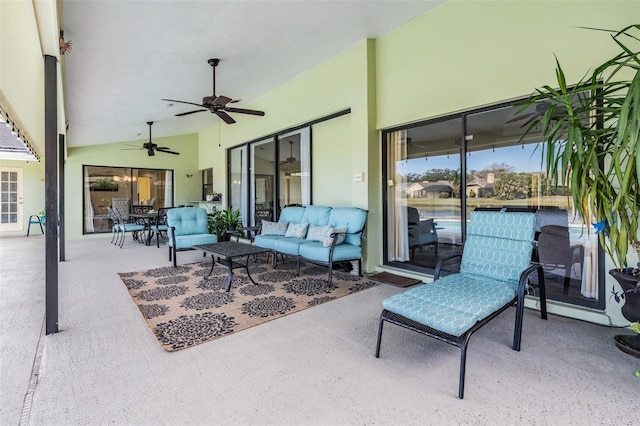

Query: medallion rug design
[118,260,377,351]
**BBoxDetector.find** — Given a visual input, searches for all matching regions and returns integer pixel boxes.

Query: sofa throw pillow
[323,227,347,247]
[261,220,288,236]
[284,222,309,239]
[306,224,331,241]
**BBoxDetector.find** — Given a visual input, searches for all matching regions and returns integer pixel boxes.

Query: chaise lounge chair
[375,210,547,398]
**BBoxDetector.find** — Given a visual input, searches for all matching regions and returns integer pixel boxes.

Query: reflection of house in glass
[406,180,454,199]
[466,173,495,198]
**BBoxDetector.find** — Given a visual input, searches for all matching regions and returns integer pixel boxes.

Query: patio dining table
[129,212,157,245]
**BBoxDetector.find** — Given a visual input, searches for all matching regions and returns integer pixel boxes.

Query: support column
[45,55,58,335]
[58,134,65,262]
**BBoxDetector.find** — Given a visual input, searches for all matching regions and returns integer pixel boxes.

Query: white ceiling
[62,0,445,148]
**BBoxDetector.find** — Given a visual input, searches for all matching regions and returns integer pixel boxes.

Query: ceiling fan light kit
[162,58,265,124]
[280,141,301,173]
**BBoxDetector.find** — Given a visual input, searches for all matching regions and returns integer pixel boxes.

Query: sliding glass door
[250,138,275,226]
[230,126,312,227]
[229,145,248,226]
[383,100,602,308]
[385,117,463,267]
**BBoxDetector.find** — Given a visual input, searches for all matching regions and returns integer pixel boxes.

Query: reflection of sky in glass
[402,144,545,175]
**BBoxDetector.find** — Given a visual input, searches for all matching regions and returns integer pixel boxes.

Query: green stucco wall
[376,0,638,129]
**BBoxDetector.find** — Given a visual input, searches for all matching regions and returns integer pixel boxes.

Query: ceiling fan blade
[175,109,207,117]
[216,110,236,124]
[519,113,544,128]
[213,95,232,106]
[225,107,265,116]
[162,98,206,108]
[156,148,180,155]
[505,112,537,124]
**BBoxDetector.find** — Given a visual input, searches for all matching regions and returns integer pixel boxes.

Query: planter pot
[610,268,640,322]
[609,268,640,358]
[206,195,213,201]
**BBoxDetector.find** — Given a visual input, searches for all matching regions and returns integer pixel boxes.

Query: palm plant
[518,24,640,270]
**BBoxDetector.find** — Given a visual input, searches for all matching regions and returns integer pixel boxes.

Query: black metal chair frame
[375,255,547,399]
[148,207,172,248]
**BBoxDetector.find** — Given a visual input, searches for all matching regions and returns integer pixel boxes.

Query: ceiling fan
[506,101,574,127]
[162,58,265,124]
[280,141,300,173]
[123,122,179,156]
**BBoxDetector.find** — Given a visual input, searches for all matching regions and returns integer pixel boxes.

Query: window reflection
[83,166,173,234]
[466,106,597,303]
[250,139,275,226]
[278,128,311,210]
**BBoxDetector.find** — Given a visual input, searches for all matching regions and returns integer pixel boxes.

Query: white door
[0,167,24,231]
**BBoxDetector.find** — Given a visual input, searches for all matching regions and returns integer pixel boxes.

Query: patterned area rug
[118,260,377,352]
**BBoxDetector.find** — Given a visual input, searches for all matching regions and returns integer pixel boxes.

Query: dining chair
[111,198,131,222]
[149,207,172,248]
[108,206,146,247]
[106,206,122,245]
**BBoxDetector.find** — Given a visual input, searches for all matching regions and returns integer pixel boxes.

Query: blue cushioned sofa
[254,205,368,285]
[167,207,218,267]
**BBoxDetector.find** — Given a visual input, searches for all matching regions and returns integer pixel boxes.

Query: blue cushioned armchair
[167,207,218,267]
[375,210,547,399]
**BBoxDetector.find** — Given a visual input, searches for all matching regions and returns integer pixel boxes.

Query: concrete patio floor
[1,234,638,425]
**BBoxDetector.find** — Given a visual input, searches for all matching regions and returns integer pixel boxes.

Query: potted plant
[222,207,242,232]
[518,24,640,357]
[207,207,242,241]
[207,208,222,237]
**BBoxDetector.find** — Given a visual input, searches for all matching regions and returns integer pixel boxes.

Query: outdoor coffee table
[193,241,270,292]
